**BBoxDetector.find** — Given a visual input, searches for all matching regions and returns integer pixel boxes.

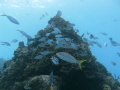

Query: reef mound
[0,16,120,90]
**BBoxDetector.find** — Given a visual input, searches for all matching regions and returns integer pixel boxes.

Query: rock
[0,15,120,90]
[0,58,5,71]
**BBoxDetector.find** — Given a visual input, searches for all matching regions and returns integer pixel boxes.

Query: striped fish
[56,52,86,70]
[1,14,19,25]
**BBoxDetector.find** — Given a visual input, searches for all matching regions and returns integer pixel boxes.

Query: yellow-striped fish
[56,52,86,70]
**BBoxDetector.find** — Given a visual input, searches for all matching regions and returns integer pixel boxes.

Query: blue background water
[0,0,120,79]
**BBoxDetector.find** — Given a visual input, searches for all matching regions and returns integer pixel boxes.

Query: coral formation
[0,16,120,90]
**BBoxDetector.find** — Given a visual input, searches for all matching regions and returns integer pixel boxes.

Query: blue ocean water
[0,0,120,79]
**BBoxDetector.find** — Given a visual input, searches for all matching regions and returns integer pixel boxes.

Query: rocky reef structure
[0,58,5,71]
[0,15,120,90]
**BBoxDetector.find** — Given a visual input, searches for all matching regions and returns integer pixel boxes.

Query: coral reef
[0,58,5,71]
[0,16,120,90]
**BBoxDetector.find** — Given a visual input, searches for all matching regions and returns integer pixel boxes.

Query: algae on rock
[0,16,120,90]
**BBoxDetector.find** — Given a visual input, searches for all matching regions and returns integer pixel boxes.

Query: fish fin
[77,60,87,71]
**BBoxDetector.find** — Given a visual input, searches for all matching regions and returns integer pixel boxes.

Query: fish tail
[1,12,6,16]
[77,60,87,71]
[50,84,53,90]
[1,14,6,16]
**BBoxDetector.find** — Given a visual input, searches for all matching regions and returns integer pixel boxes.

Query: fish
[94,37,98,39]
[39,37,46,42]
[75,29,79,32]
[56,38,65,42]
[35,35,41,38]
[82,38,88,42]
[65,38,72,42]
[38,43,46,47]
[49,71,54,84]
[79,52,88,56]
[117,53,120,57]
[91,41,97,44]
[11,39,18,43]
[46,24,51,28]
[104,42,107,47]
[65,26,72,30]
[45,12,48,15]
[46,39,54,46]
[40,14,45,20]
[34,55,43,59]
[17,30,32,39]
[89,34,94,39]
[50,56,59,65]
[1,14,19,25]
[96,42,102,48]
[55,34,63,38]
[103,84,111,90]
[111,61,116,66]
[109,38,112,41]
[46,33,51,37]
[27,41,34,45]
[40,51,50,56]
[87,31,90,35]
[1,42,10,46]
[99,32,107,36]
[109,38,120,47]
[71,43,78,50]
[81,33,84,38]
[56,10,62,17]
[68,23,75,27]
[56,52,86,70]
[87,40,94,47]
[52,27,61,34]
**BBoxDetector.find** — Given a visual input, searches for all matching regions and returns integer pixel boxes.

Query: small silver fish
[79,52,88,56]
[39,37,46,42]
[46,33,51,37]
[27,41,34,45]
[56,10,62,17]
[104,42,107,47]
[34,55,43,59]
[68,23,75,27]
[111,61,116,66]
[71,43,78,50]
[11,39,18,43]
[38,43,46,47]
[55,34,63,38]
[35,35,41,38]
[1,42,10,46]
[41,51,50,55]
[50,56,59,65]
[1,14,19,25]
[89,34,94,39]
[99,32,107,36]
[65,26,72,30]
[46,24,51,28]
[17,30,32,39]
[52,27,61,34]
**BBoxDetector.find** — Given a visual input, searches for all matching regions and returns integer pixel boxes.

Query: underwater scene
[0,0,120,90]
